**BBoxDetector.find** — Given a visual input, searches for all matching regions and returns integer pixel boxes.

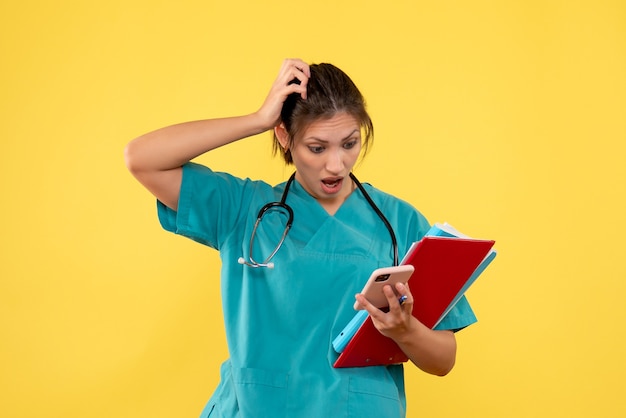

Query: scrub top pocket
[347,374,404,418]
[232,367,290,418]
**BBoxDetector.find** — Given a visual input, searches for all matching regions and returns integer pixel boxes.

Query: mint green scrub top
[157,163,477,418]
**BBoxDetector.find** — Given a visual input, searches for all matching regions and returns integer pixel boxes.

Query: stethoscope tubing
[239,172,398,268]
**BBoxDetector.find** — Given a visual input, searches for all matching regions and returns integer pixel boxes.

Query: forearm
[125,112,270,173]
[124,59,309,210]
[395,317,457,376]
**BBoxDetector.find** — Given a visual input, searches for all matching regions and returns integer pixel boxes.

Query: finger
[266,68,307,109]
[278,59,309,82]
[283,81,307,99]
[354,293,384,320]
[392,283,413,315]
[289,70,309,100]
[283,58,310,77]
[273,70,307,100]
[381,283,402,308]
[382,284,410,317]
[395,282,412,302]
[296,59,311,77]
[280,59,309,99]
[359,288,404,337]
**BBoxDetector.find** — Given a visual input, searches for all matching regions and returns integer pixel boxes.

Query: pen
[398,295,408,305]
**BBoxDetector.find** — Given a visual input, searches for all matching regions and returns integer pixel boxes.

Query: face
[279,112,362,210]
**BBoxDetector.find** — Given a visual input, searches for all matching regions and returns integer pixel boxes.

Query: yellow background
[2,1,625,417]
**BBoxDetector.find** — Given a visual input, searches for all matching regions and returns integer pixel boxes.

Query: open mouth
[321,177,343,194]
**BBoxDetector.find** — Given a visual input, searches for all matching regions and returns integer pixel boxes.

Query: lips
[321,177,344,194]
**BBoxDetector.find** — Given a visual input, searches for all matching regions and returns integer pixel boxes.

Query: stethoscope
[237,172,398,269]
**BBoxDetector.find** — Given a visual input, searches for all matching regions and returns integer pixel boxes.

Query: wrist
[393,316,423,345]
[251,109,279,134]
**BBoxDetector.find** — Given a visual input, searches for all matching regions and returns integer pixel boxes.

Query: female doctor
[125,58,476,418]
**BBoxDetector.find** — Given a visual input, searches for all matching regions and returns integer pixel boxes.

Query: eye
[308,145,325,154]
[343,140,359,150]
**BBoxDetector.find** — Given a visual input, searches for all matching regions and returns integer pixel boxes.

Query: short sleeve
[156,162,252,249]
[433,295,477,332]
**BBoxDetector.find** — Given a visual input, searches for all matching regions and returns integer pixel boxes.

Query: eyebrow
[304,129,360,144]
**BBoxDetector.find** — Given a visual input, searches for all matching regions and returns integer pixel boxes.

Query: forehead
[299,112,361,141]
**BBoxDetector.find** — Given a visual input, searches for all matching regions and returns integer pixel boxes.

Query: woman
[125,58,476,417]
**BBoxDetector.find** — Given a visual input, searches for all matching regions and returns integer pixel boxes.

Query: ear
[274,123,290,152]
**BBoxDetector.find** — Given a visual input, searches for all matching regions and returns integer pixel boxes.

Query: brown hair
[273,63,374,164]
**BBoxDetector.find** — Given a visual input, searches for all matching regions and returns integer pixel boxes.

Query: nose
[325,149,344,174]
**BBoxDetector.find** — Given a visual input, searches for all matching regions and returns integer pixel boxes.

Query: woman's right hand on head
[256,58,310,129]
[125,59,310,211]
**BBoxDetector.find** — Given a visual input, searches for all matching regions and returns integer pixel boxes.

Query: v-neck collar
[288,176,361,217]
